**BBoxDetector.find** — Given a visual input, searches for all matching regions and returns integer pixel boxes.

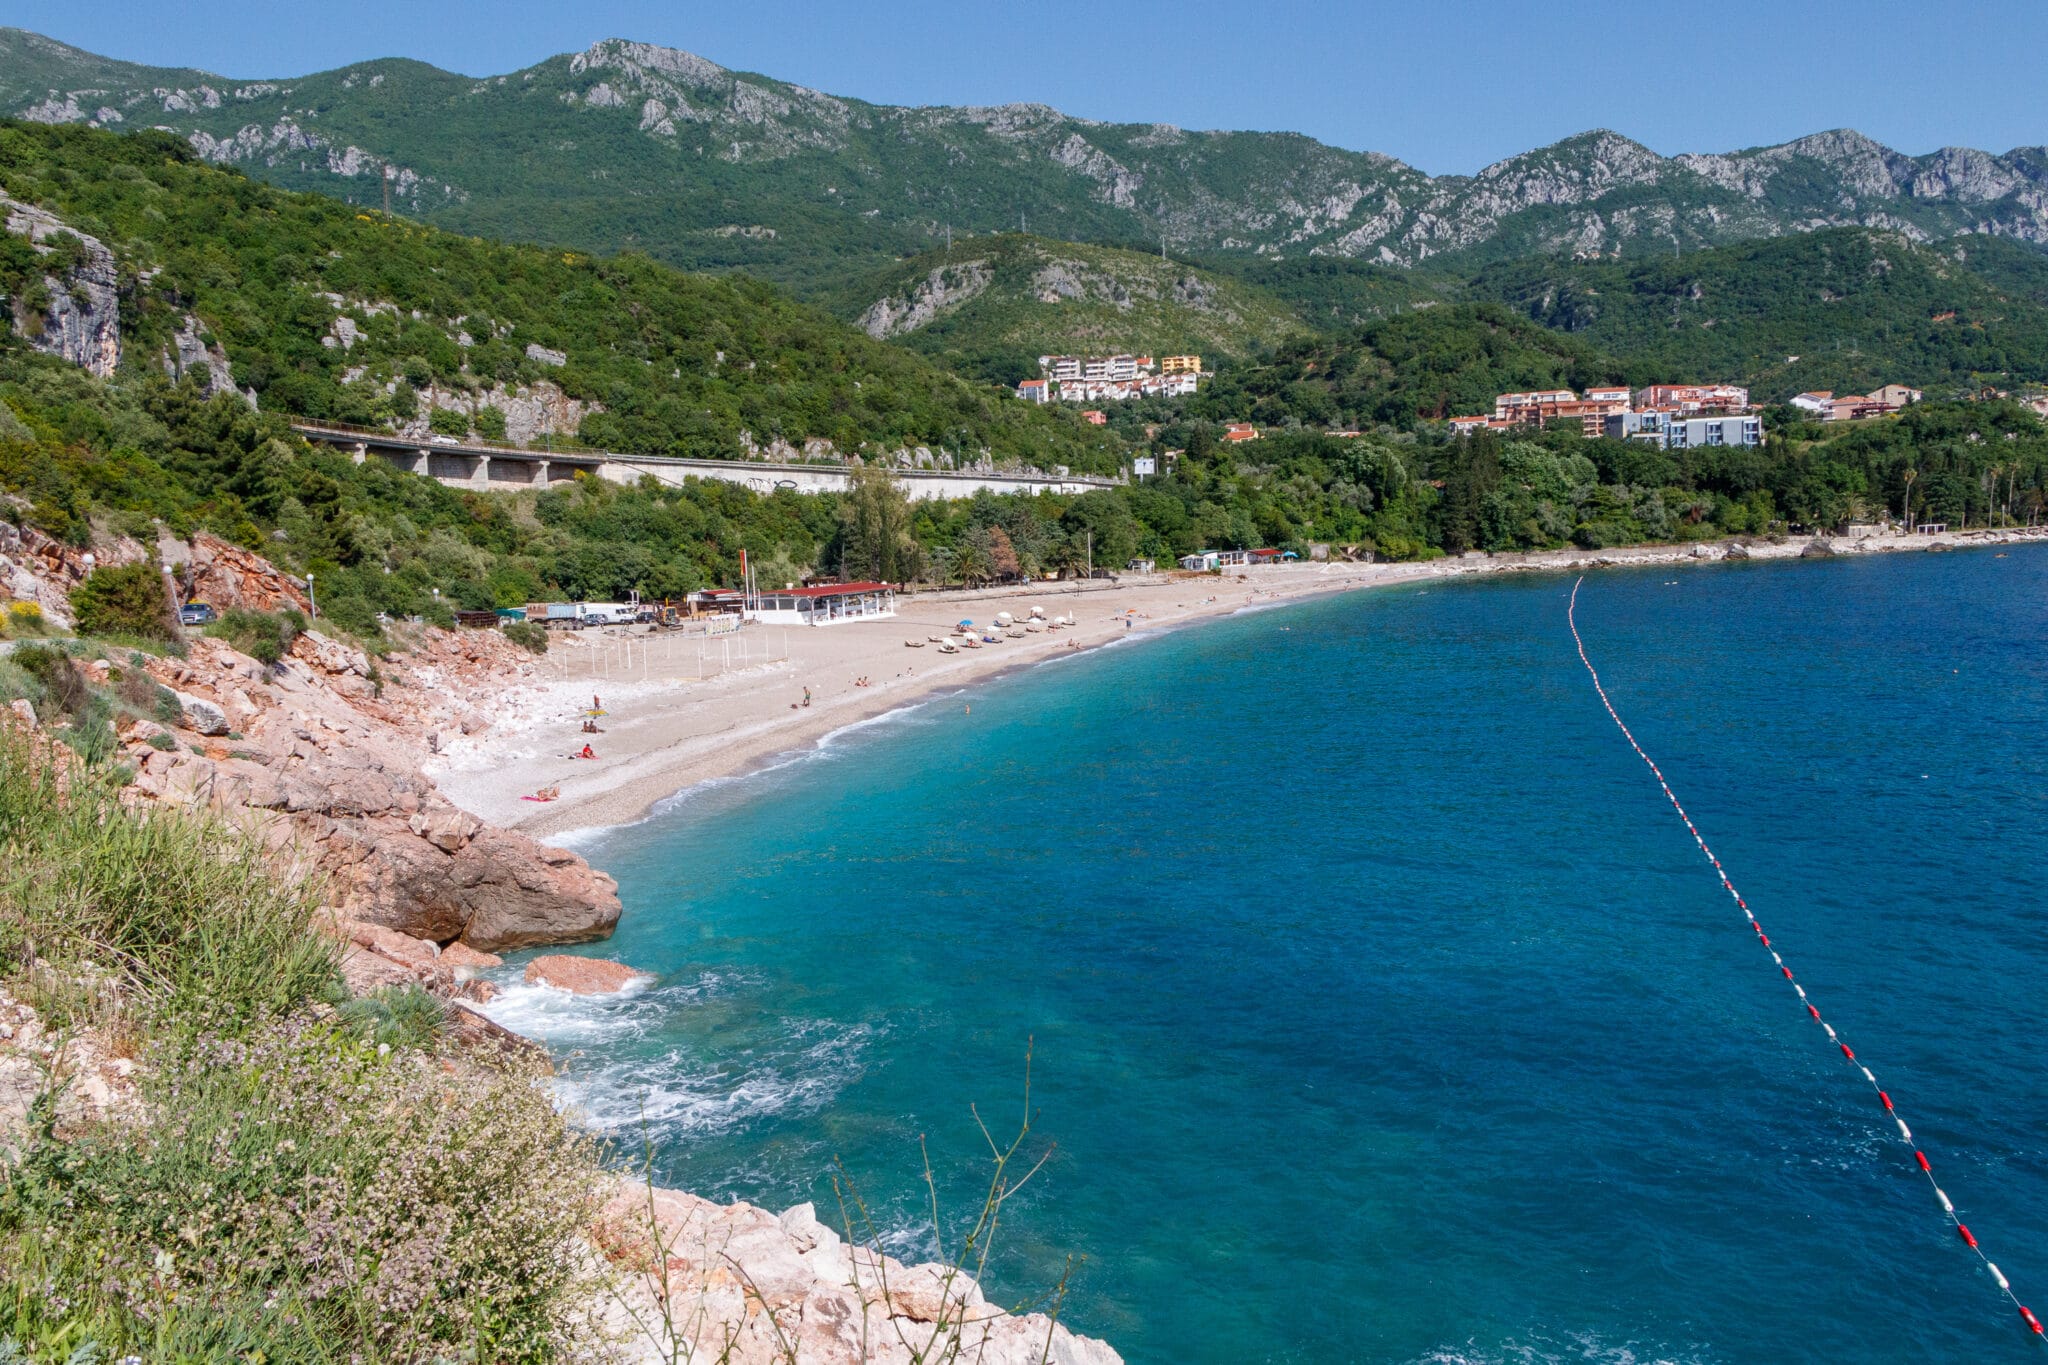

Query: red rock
[524,955,646,994]
[440,941,503,971]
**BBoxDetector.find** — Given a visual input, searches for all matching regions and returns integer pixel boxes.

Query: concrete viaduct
[290,423,1124,503]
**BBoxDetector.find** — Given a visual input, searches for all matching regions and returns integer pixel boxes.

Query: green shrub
[208,607,302,667]
[60,689,116,765]
[69,562,173,641]
[1,1019,603,1362]
[502,620,550,654]
[428,406,469,438]
[113,656,180,722]
[474,404,508,442]
[0,659,38,710]
[8,643,86,720]
[338,982,448,1050]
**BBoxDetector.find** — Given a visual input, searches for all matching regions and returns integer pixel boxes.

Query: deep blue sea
[488,546,2048,1364]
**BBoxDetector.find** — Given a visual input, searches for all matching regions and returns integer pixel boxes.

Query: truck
[522,595,644,629]
[525,602,598,630]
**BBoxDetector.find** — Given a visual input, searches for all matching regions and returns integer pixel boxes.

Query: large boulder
[331,817,620,951]
[523,955,645,994]
[171,689,230,736]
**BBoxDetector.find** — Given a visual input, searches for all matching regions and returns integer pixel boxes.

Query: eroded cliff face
[2,193,119,376]
[122,628,621,954]
[11,524,622,954]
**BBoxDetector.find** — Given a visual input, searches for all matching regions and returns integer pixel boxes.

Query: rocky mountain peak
[568,38,731,91]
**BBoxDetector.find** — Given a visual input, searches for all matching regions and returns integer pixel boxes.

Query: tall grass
[0,727,607,1361]
[0,727,334,1030]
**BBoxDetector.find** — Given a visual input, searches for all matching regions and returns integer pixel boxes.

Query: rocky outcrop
[2,194,119,377]
[395,377,597,447]
[857,261,993,338]
[0,515,146,628]
[117,598,622,956]
[331,819,620,951]
[182,531,312,614]
[163,315,242,399]
[594,1183,1121,1365]
[0,986,139,1163]
[524,955,645,994]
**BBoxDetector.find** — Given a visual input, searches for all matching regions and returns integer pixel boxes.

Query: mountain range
[5,28,2047,299]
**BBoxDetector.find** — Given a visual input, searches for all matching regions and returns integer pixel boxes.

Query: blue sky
[10,0,2043,174]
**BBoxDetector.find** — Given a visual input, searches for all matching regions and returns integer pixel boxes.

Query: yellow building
[1159,355,1203,375]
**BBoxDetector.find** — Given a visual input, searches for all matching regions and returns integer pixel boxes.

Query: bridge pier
[350,442,367,466]
[412,449,429,477]
[474,454,491,487]
[533,460,550,486]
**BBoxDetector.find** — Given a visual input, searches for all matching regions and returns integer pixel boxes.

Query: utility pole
[382,165,391,217]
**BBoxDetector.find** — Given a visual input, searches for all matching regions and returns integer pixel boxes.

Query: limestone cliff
[2,192,119,375]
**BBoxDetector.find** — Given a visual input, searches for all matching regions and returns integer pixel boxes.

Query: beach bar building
[746,581,898,627]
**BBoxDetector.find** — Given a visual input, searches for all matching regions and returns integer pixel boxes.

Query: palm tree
[1901,467,1918,530]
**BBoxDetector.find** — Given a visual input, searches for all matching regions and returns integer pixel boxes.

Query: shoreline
[429,526,2048,846]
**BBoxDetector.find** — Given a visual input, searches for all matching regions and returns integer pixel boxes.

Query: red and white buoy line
[1565,576,2042,1345]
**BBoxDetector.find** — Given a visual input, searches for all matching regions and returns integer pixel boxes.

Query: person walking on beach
[802,686,812,708]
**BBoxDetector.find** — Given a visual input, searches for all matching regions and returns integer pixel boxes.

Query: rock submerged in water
[524,955,646,994]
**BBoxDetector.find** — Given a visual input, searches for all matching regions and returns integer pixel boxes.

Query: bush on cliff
[68,562,174,642]
[208,606,304,667]
[0,728,610,1360]
[3,1019,603,1363]
[502,619,550,654]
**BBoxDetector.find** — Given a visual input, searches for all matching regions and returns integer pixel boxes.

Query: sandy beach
[427,527,2048,840]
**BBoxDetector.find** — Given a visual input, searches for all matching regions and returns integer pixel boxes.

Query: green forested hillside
[1191,305,1625,429]
[0,121,1123,471]
[1194,255,1451,330]
[1463,229,2048,400]
[817,235,1306,386]
[3,120,2047,666]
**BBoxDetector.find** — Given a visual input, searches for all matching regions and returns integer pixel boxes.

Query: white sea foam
[1409,1331,1712,1365]
[481,968,878,1142]
[556,1018,878,1140]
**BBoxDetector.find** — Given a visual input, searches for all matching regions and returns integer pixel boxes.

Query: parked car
[178,602,218,626]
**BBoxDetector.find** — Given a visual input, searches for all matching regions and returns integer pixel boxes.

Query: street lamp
[306,572,317,619]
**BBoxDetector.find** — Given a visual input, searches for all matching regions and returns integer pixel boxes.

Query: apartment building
[1636,383,1751,414]
[1604,411,1761,449]
[1160,355,1203,375]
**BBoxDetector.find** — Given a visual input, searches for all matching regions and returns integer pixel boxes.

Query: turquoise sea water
[488,547,2048,1363]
